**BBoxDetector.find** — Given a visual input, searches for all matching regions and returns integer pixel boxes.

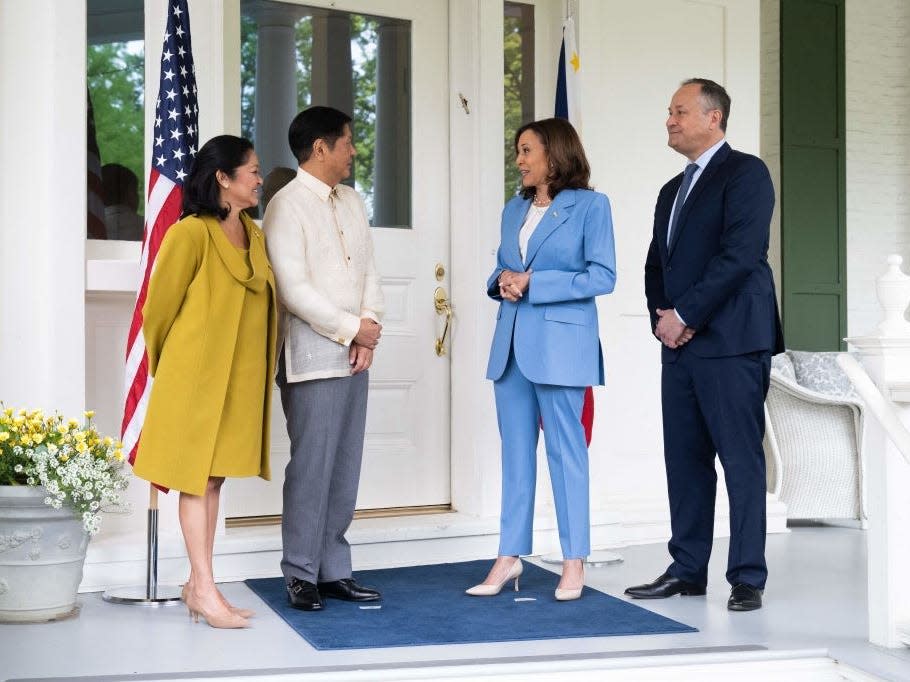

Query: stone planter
[0,485,89,622]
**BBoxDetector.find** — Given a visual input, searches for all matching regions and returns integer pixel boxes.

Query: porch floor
[2,526,910,681]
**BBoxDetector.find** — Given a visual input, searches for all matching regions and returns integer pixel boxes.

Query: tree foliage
[504,15,523,202]
[87,42,145,208]
[239,9,379,213]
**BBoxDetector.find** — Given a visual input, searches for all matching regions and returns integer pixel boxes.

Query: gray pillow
[787,350,858,399]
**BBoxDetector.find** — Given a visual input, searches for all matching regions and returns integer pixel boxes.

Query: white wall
[577,0,763,519]
[845,0,910,338]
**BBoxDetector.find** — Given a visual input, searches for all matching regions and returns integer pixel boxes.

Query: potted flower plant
[0,406,129,622]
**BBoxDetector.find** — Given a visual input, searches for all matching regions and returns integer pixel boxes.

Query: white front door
[226,0,451,519]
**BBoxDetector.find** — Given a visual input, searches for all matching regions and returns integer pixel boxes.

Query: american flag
[122,0,199,464]
[555,16,594,446]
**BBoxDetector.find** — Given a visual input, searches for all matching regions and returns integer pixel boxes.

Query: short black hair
[288,106,352,164]
[682,78,731,132]
[182,135,255,221]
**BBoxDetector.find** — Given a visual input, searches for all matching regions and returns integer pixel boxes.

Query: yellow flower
[21,434,32,446]
[75,442,88,454]
[33,433,44,444]
[0,432,9,442]
[103,436,113,447]
[84,410,95,419]
[68,419,79,429]
[114,449,124,461]
[73,431,86,443]
[57,424,68,434]
[60,453,69,462]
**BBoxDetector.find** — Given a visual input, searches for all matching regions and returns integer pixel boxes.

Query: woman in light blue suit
[466,118,616,601]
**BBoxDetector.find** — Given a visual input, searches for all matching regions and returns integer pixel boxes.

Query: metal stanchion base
[102,585,183,606]
[540,550,624,567]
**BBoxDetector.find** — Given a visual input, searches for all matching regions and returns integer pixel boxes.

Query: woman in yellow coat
[132,135,277,629]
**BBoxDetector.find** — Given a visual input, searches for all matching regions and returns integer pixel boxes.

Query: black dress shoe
[318,578,381,602]
[624,572,706,599]
[287,577,324,611]
[728,583,762,611]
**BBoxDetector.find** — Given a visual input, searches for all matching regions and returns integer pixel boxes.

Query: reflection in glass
[504,2,535,203]
[241,1,411,228]
[87,0,145,240]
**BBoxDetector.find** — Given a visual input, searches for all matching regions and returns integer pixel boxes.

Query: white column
[846,255,910,648]
[311,10,354,117]
[0,1,86,416]
[373,21,410,227]
[251,4,301,176]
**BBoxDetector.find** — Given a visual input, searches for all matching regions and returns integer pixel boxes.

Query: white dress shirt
[518,203,548,262]
[263,168,384,382]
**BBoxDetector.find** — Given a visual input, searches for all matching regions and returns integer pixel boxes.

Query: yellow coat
[132,214,277,495]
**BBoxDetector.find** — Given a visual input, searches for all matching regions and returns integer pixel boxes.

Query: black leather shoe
[318,578,381,602]
[624,572,706,599]
[728,583,762,611]
[287,577,324,611]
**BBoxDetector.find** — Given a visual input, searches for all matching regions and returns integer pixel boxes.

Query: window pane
[241,1,411,228]
[87,0,145,241]
[504,2,534,203]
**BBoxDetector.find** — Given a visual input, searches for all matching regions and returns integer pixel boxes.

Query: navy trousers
[661,349,771,590]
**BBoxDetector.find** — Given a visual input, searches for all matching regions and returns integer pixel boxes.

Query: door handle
[434,286,453,356]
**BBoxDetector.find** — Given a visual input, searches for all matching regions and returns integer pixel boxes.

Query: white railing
[837,353,910,467]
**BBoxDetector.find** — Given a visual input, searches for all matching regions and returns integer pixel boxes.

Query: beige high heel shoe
[555,567,585,601]
[465,559,523,596]
[182,583,255,619]
[185,589,249,629]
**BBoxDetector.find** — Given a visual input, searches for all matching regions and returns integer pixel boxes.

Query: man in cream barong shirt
[263,106,384,612]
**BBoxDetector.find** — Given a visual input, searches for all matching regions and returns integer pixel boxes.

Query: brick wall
[845,0,910,336]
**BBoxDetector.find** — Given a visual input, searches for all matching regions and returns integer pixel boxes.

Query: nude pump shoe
[554,586,583,601]
[465,559,523,596]
[555,567,584,601]
[184,590,250,629]
[182,583,255,619]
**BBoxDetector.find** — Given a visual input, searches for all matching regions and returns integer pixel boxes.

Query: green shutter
[780,0,846,350]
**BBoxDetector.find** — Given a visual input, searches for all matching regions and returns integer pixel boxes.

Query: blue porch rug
[245,560,696,650]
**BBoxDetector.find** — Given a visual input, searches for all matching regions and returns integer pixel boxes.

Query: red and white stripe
[121,170,183,464]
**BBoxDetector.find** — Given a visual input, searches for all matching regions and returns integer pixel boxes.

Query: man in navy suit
[626,79,784,611]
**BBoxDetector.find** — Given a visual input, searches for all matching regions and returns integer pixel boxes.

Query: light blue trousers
[493,353,590,559]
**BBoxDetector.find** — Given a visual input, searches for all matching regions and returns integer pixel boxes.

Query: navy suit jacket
[644,143,784,362]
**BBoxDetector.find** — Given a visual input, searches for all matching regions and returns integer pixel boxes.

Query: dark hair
[261,166,297,210]
[181,135,255,221]
[288,106,352,164]
[101,163,139,207]
[514,118,591,200]
[682,78,731,132]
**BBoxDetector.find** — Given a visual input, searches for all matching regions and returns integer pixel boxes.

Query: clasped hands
[350,318,382,374]
[498,269,532,302]
[654,308,695,349]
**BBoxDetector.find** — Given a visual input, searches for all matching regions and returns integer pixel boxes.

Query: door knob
[434,286,453,356]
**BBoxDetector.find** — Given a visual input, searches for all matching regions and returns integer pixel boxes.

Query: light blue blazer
[486,188,617,387]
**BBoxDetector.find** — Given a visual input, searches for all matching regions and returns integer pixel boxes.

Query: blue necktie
[667,163,698,245]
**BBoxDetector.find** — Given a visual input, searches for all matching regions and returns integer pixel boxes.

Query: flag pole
[105,0,196,608]
[546,10,623,569]
[101,484,182,606]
